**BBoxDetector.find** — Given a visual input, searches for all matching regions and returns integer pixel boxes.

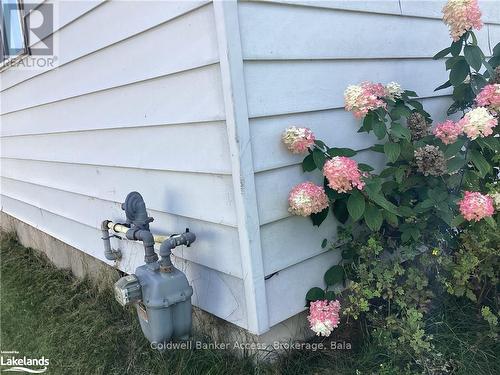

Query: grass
[1,232,498,374]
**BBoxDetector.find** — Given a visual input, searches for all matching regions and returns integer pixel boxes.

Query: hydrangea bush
[281,0,500,360]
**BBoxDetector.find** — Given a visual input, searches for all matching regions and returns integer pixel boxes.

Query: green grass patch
[1,233,498,374]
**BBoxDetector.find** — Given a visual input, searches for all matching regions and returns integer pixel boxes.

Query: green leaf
[332,199,349,224]
[444,138,466,158]
[433,47,451,59]
[470,74,488,94]
[398,206,414,217]
[450,39,463,56]
[452,83,468,101]
[327,147,357,157]
[358,163,374,172]
[404,90,418,97]
[362,113,375,132]
[380,167,397,178]
[391,105,412,120]
[449,60,469,86]
[489,55,500,68]
[302,153,316,172]
[390,123,411,141]
[469,149,491,178]
[435,80,452,91]
[484,216,497,228]
[407,100,423,111]
[451,215,465,227]
[446,56,464,70]
[342,247,354,261]
[395,167,406,183]
[324,265,345,286]
[400,140,415,161]
[314,139,326,149]
[401,227,420,243]
[364,204,383,231]
[321,239,328,248]
[483,59,495,77]
[312,149,327,169]
[475,137,499,152]
[306,287,325,302]
[325,291,337,301]
[415,199,435,212]
[364,178,382,195]
[311,207,329,227]
[367,192,401,216]
[383,210,399,227]
[447,156,467,173]
[470,31,478,46]
[464,45,483,71]
[384,142,401,163]
[347,190,366,221]
[493,41,500,57]
[373,120,387,139]
[370,144,385,153]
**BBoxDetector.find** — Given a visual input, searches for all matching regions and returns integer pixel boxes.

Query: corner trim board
[212,0,270,334]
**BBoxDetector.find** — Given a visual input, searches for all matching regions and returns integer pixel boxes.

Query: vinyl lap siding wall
[0,1,249,329]
[238,0,500,326]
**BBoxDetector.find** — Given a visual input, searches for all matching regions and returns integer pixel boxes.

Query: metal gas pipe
[101,191,196,345]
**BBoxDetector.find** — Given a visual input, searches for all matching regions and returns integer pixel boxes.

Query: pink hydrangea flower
[344,82,387,119]
[308,299,341,337]
[433,120,463,144]
[458,191,495,222]
[282,127,316,154]
[442,0,482,41]
[475,84,500,112]
[458,107,497,139]
[288,182,329,217]
[323,157,365,193]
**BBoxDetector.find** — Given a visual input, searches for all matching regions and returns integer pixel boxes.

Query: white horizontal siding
[0,177,242,277]
[257,0,401,15]
[0,195,247,329]
[244,59,451,118]
[25,0,105,44]
[1,64,225,137]
[1,159,236,227]
[1,0,209,91]
[265,249,341,326]
[400,0,500,24]
[1,121,231,174]
[1,4,219,114]
[261,0,500,24]
[261,214,338,276]
[239,1,490,60]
